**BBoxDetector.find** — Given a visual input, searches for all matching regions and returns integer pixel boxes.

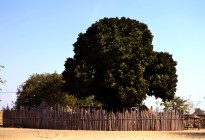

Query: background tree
[15,73,100,109]
[62,17,177,111]
[194,108,205,115]
[15,73,73,109]
[160,96,189,113]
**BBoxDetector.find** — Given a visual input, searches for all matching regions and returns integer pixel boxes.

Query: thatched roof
[190,114,201,119]
[37,100,50,111]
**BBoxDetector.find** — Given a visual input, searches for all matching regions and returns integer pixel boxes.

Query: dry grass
[0,128,205,140]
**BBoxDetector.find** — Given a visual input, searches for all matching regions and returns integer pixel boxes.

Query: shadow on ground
[175,130,205,138]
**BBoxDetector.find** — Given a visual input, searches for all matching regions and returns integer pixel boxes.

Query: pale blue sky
[1,0,205,110]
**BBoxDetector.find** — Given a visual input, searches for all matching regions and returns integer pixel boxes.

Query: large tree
[62,17,177,110]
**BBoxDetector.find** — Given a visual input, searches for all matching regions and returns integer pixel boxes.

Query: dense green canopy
[15,73,101,109]
[15,73,71,109]
[145,52,177,101]
[62,17,178,110]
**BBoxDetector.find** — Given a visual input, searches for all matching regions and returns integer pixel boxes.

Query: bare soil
[0,128,205,140]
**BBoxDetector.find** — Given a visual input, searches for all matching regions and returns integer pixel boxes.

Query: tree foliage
[15,73,72,109]
[62,17,178,110]
[145,52,177,101]
[15,73,100,109]
[194,108,205,115]
[161,96,189,113]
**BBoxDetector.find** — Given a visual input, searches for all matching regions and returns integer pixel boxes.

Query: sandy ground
[0,128,205,140]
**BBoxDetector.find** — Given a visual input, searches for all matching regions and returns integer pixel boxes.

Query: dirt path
[0,128,205,140]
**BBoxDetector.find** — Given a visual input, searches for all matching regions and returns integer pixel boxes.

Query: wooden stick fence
[3,108,184,131]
